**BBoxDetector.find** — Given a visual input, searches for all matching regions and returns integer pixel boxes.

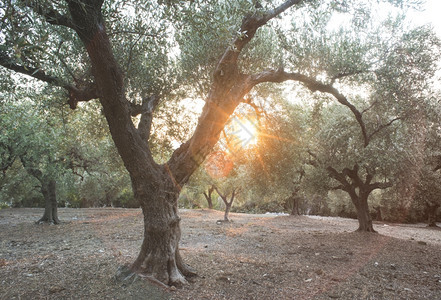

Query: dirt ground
[0,208,440,300]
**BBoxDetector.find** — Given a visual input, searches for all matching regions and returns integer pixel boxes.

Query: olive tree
[0,99,70,223]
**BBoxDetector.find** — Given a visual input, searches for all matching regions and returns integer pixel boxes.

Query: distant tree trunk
[291,196,300,215]
[37,179,60,224]
[289,169,304,215]
[214,186,239,222]
[327,165,392,233]
[427,204,440,227]
[285,193,300,215]
[224,198,234,221]
[374,206,383,221]
[203,185,215,209]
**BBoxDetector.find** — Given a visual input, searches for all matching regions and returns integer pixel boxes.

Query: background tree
[0,96,73,223]
[214,185,240,222]
[410,98,441,226]
[202,184,215,209]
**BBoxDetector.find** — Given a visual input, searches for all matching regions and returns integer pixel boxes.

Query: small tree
[214,185,240,222]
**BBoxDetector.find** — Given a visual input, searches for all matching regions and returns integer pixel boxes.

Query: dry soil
[0,208,440,299]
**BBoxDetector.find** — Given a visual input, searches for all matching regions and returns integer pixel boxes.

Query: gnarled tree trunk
[130,168,195,285]
[20,156,60,224]
[37,179,60,224]
[353,193,375,232]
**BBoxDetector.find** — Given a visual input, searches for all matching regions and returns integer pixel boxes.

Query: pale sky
[409,0,441,35]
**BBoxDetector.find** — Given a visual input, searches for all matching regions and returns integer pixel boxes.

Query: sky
[409,0,441,35]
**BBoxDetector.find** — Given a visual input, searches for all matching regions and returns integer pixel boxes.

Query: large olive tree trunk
[130,168,195,284]
[65,0,301,285]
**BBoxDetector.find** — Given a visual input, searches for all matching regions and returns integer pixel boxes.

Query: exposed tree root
[356,227,378,233]
[35,217,60,225]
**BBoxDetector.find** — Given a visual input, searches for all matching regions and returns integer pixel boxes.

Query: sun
[227,116,259,149]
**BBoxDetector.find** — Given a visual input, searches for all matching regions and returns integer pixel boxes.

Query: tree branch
[0,51,63,86]
[242,96,264,120]
[330,70,365,85]
[327,166,348,186]
[361,100,378,115]
[367,181,393,192]
[20,156,43,183]
[213,0,302,85]
[137,95,161,142]
[329,185,345,191]
[0,51,98,108]
[367,116,402,141]
[167,1,302,185]
[67,84,99,109]
[248,68,370,147]
[213,185,227,202]
[24,1,75,29]
[306,149,319,167]
[229,187,240,205]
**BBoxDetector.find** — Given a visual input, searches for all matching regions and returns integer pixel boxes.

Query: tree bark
[20,156,60,224]
[130,167,195,286]
[354,194,376,232]
[66,3,196,285]
[224,200,233,221]
[37,179,60,224]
